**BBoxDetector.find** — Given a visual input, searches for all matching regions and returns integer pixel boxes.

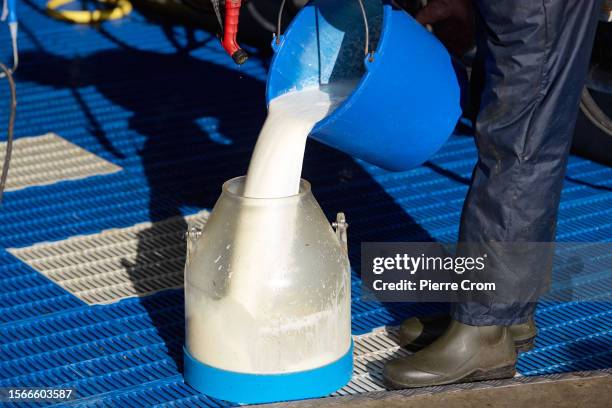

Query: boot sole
[461,365,517,383]
[384,364,516,390]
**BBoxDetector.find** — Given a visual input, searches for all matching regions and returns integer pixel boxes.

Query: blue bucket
[267,0,462,171]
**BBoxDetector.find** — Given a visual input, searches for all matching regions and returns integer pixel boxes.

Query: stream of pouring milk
[187,82,355,374]
[244,82,356,198]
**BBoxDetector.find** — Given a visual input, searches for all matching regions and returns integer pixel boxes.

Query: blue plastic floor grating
[0,1,611,407]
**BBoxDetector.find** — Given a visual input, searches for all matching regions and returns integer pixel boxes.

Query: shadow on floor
[17,22,439,371]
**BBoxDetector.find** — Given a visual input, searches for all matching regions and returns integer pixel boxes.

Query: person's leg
[465,5,485,125]
[384,0,602,388]
[453,0,602,326]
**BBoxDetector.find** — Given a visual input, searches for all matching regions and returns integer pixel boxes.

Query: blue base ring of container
[183,341,354,404]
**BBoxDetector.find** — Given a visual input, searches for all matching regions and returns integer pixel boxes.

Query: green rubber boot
[398,315,537,352]
[384,320,517,389]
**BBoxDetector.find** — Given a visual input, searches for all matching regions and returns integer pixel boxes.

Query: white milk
[244,82,356,198]
[234,82,355,320]
[186,82,355,374]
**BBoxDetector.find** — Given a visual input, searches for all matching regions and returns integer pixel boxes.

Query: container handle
[332,212,349,254]
[275,0,374,61]
[184,226,202,264]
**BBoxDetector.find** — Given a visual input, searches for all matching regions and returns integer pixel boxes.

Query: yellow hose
[46,0,132,24]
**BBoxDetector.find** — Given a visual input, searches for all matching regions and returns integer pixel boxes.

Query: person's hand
[414,0,475,57]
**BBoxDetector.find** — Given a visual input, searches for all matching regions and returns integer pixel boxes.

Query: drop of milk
[244,82,357,198]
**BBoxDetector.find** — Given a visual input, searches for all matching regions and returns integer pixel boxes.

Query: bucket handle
[275,0,374,61]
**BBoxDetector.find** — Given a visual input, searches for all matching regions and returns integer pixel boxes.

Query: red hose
[222,0,248,64]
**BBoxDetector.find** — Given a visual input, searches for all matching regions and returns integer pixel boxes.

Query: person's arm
[408,0,475,56]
